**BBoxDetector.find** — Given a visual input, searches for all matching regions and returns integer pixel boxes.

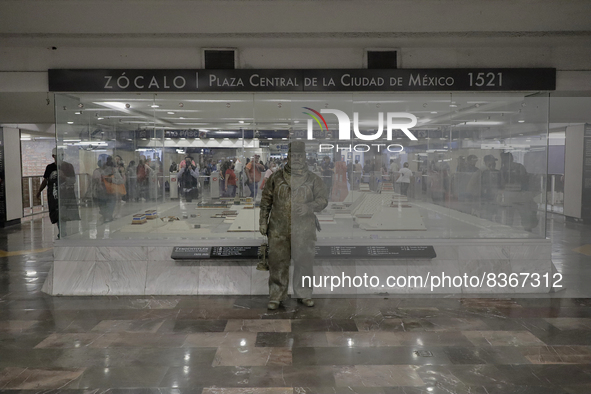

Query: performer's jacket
[260,167,328,240]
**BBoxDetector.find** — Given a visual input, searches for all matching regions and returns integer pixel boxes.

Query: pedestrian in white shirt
[396,162,413,196]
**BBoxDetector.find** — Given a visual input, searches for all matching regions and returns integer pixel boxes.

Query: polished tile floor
[1,214,591,393]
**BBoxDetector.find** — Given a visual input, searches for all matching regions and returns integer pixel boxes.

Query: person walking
[36,148,70,238]
[225,163,237,197]
[320,156,334,198]
[396,162,413,196]
[178,156,200,202]
[245,154,265,199]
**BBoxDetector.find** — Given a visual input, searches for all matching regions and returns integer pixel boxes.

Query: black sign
[171,245,436,260]
[0,129,5,224]
[171,247,212,259]
[210,246,260,258]
[49,68,556,92]
[171,246,260,259]
[315,245,436,259]
[582,124,591,221]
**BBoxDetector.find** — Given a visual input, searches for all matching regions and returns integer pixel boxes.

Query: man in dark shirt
[320,156,334,197]
[37,148,59,229]
[37,148,79,238]
[465,155,479,172]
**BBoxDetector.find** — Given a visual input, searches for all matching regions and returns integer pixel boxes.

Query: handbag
[103,175,127,195]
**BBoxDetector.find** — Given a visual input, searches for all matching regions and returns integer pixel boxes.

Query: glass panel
[55,91,547,243]
[350,93,454,240]
[448,93,548,238]
[153,93,256,241]
[55,93,259,242]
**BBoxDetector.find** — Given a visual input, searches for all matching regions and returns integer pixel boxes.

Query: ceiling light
[180,117,185,119]
[67,121,73,124]
[168,112,175,115]
[151,104,159,108]
[450,104,457,108]
[518,120,525,123]
[75,111,82,115]
[93,102,129,110]
[77,141,107,146]
[430,112,437,114]
[97,117,104,120]
[239,120,244,124]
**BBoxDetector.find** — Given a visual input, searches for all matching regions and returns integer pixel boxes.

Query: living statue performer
[259,141,328,310]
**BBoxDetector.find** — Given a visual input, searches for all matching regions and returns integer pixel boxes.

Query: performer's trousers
[268,233,315,301]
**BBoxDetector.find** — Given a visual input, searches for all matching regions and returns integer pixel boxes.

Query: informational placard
[171,245,436,260]
[49,68,556,92]
[171,247,211,259]
[171,246,260,259]
[210,246,259,258]
[0,129,5,225]
[315,245,436,259]
[582,124,591,221]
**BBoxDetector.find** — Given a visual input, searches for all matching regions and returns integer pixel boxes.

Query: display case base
[42,239,559,296]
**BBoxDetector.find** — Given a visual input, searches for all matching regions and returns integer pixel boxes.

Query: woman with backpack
[136,159,151,201]
[126,161,138,202]
[101,156,125,222]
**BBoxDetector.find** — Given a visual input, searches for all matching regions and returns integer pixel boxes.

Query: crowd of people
[173,154,287,202]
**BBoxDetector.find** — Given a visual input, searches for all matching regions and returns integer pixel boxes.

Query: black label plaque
[172,246,260,259]
[582,124,591,220]
[210,246,260,258]
[172,245,435,260]
[171,247,212,259]
[315,245,436,259]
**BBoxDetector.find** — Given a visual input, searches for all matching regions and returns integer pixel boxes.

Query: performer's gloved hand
[259,223,268,236]
[295,204,311,216]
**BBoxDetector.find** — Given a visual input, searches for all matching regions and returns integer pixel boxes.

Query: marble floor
[1,214,591,393]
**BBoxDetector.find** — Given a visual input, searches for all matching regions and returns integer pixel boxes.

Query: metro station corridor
[0,213,591,393]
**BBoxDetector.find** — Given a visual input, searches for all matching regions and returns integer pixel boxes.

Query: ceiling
[2,92,591,141]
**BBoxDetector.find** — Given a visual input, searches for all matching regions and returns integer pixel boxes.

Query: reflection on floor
[1,213,591,392]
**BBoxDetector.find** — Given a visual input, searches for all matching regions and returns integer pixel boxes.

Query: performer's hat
[288,141,306,153]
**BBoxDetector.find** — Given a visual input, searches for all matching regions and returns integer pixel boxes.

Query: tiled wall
[21,139,55,176]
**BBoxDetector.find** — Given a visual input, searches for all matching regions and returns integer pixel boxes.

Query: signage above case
[49,68,556,92]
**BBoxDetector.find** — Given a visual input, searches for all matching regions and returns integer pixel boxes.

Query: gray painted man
[259,141,328,310]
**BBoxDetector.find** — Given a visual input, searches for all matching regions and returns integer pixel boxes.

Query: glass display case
[54,92,549,242]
